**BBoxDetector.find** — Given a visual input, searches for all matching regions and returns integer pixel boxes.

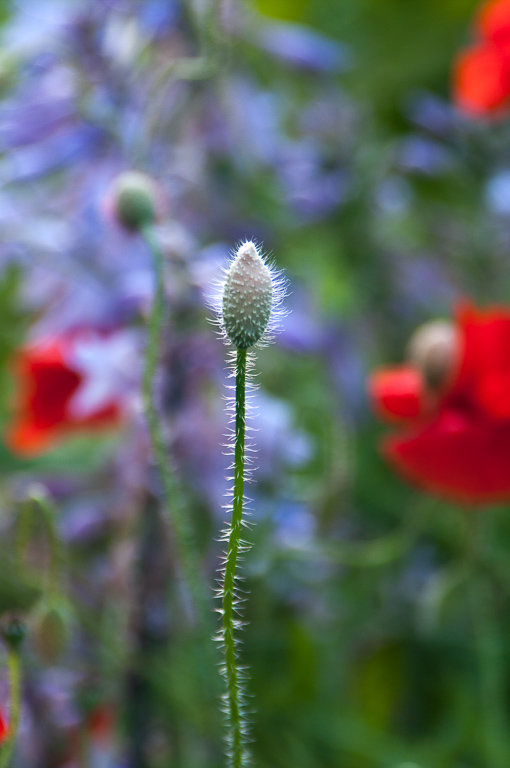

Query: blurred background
[2,0,510,766]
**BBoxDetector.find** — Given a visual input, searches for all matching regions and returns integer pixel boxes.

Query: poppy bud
[32,603,68,664]
[109,171,161,232]
[1,618,26,651]
[0,554,42,614]
[222,241,274,349]
[407,320,459,392]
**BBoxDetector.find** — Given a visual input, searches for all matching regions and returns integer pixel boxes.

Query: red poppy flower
[477,0,510,41]
[6,329,135,457]
[0,710,8,743]
[453,41,510,116]
[87,705,114,744]
[453,0,510,116]
[65,704,115,766]
[369,303,510,504]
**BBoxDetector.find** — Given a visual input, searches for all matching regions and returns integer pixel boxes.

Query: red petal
[453,42,510,116]
[369,367,424,423]
[476,370,510,418]
[5,336,123,457]
[69,402,121,429]
[88,706,114,743]
[11,340,82,430]
[477,0,510,42]
[0,710,8,743]
[384,409,510,504]
[5,420,58,457]
[451,303,510,417]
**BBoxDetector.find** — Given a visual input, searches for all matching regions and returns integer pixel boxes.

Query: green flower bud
[222,242,274,349]
[0,554,42,615]
[2,618,26,651]
[110,171,160,232]
[32,603,69,664]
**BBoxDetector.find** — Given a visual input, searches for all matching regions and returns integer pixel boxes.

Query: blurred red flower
[87,705,115,744]
[6,329,135,457]
[477,0,510,40]
[63,704,116,768]
[369,303,510,504]
[0,710,8,743]
[453,0,510,116]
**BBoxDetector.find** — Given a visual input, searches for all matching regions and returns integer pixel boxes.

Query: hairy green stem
[0,650,21,768]
[140,225,208,628]
[222,347,248,768]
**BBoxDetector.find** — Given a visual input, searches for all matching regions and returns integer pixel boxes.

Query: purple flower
[256,20,349,72]
[395,135,453,176]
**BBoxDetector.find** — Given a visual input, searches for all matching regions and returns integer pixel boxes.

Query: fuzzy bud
[222,242,273,349]
[109,171,160,232]
[407,320,459,392]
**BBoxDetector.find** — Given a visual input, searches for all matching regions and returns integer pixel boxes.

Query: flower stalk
[217,240,285,767]
[222,347,248,767]
[0,625,24,768]
[140,224,208,628]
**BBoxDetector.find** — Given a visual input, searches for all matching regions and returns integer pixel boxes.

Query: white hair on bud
[209,239,288,350]
[208,239,288,761]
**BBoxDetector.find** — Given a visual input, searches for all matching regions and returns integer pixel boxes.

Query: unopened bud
[1,618,26,651]
[222,242,273,349]
[0,555,42,614]
[407,320,459,392]
[109,171,160,232]
[32,603,68,664]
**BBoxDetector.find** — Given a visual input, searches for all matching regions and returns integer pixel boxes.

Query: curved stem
[270,513,425,568]
[15,503,32,571]
[222,347,248,768]
[16,490,64,600]
[33,492,63,600]
[0,650,21,768]
[140,225,208,629]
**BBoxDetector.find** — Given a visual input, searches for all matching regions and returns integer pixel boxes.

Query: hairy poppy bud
[222,241,274,349]
[407,320,459,392]
[109,171,161,232]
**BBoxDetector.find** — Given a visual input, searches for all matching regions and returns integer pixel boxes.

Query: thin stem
[465,513,509,767]
[15,504,32,571]
[16,490,64,600]
[471,577,508,766]
[222,347,248,768]
[268,507,426,568]
[0,650,22,768]
[140,225,209,629]
[34,492,63,600]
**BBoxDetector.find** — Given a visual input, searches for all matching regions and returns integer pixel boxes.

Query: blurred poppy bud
[0,553,42,615]
[407,320,459,392]
[1,618,26,651]
[32,603,68,664]
[222,241,274,349]
[109,171,162,232]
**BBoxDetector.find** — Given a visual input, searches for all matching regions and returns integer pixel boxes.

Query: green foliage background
[2,1,510,767]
